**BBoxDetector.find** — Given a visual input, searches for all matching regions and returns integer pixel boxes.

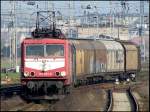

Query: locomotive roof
[24,36,116,41]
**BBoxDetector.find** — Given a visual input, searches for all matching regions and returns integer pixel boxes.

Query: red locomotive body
[21,38,71,95]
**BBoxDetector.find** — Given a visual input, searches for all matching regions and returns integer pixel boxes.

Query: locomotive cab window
[46,45,64,57]
[26,45,44,57]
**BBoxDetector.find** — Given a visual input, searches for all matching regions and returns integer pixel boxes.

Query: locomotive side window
[46,45,64,57]
[26,45,44,57]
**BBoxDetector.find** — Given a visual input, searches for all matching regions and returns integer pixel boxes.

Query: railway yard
[1,65,149,111]
[1,1,149,111]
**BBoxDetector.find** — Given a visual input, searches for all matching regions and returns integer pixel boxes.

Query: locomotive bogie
[22,80,66,95]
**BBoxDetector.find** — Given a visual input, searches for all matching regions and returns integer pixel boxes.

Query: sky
[1,1,149,28]
[1,1,149,16]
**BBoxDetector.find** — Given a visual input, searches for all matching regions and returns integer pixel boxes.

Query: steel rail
[106,88,139,112]
[106,90,113,112]
[0,84,22,97]
[127,88,139,112]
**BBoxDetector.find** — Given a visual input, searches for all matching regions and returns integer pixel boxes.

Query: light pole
[68,1,71,38]
[81,5,92,36]
[109,1,112,37]
[94,6,99,38]
[87,9,90,36]
[140,1,145,62]
[114,2,120,39]
[112,8,115,38]
[9,1,17,68]
[26,1,37,35]
[8,22,12,68]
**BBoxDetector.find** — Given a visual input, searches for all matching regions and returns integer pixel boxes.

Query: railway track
[0,81,141,97]
[9,102,35,111]
[0,84,21,98]
[74,81,143,95]
[106,88,139,111]
[2,100,50,111]
[9,102,52,111]
[68,81,140,111]
[1,82,140,111]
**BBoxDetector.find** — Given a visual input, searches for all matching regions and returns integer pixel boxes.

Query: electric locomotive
[20,11,141,97]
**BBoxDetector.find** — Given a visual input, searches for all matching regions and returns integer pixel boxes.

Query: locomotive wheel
[58,88,64,95]
[132,77,136,82]
[76,80,81,86]
[64,86,71,94]
[115,78,120,84]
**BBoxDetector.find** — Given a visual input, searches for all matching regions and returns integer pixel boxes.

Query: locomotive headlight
[61,71,66,76]
[131,74,135,78]
[24,72,29,77]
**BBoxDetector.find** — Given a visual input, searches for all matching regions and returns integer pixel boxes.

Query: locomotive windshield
[46,45,64,57]
[26,44,64,57]
[26,45,44,57]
